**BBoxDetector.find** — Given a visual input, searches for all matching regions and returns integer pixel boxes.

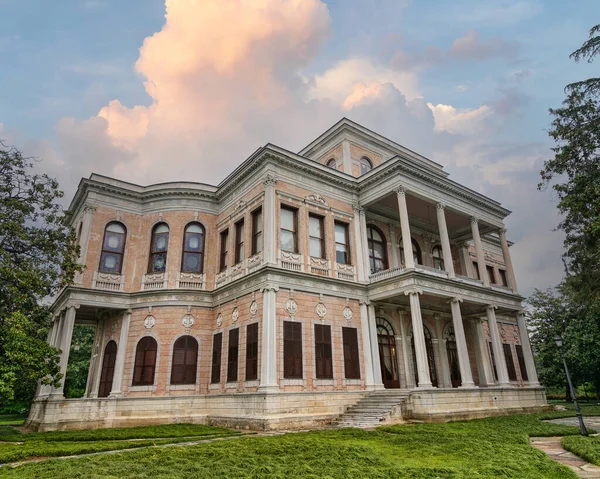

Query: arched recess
[170,335,199,385]
[132,336,158,386]
[410,325,438,387]
[399,238,423,266]
[444,325,461,387]
[98,340,117,398]
[367,225,388,274]
[376,317,399,389]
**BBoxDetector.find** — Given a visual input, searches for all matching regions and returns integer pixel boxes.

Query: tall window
[98,340,117,398]
[486,265,496,284]
[309,214,325,259]
[234,219,244,264]
[245,323,259,381]
[280,206,298,253]
[342,327,360,379]
[515,344,528,381]
[334,221,350,264]
[181,223,205,274]
[488,341,498,381]
[432,245,444,270]
[148,223,169,273]
[326,158,337,169]
[359,157,373,175]
[132,337,157,386]
[400,238,422,266]
[251,208,263,255]
[283,321,303,379]
[473,261,481,280]
[219,229,229,272]
[99,222,126,274]
[170,336,198,385]
[503,343,517,381]
[210,333,223,384]
[367,225,388,273]
[499,269,508,287]
[314,324,333,379]
[227,328,239,382]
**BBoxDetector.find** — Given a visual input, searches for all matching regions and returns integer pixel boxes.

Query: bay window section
[234,219,244,264]
[251,208,263,255]
[219,229,229,272]
[280,206,298,253]
[309,214,325,259]
[148,223,169,273]
[334,221,350,264]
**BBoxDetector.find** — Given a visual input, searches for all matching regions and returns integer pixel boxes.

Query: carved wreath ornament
[181,314,195,330]
[144,315,156,331]
[216,313,223,327]
[315,302,327,319]
[250,300,258,318]
[343,306,353,323]
[285,298,298,319]
[232,307,239,323]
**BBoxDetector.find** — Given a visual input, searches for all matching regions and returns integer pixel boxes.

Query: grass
[0,416,26,427]
[0,412,593,479]
[562,435,600,466]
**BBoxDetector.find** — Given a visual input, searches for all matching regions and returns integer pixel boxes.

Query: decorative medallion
[315,302,327,319]
[250,300,258,318]
[110,319,119,335]
[500,326,507,339]
[232,307,239,323]
[513,328,520,342]
[144,315,156,331]
[342,306,353,323]
[181,314,195,330]
[285,298,298,319]
[216,313,223,327]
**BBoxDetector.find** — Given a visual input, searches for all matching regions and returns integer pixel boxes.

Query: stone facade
[28,119,546,431]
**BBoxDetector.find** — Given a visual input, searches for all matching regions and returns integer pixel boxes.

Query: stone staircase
[335,389,410,428]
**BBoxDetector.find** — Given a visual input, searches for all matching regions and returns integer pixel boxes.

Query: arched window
[148,223,169,273]
[366,225,388,273]
[326,158,337,170]
[99,222,126,274]
[171,335,198,385]
[411,325,438,387]
[399,238,422,265]
[359,157,373,175]
[376,317,399,388]
[132,336,157,386]
[444,325,461,387]
[98,340,117,398]
[432,245,444,270]
[181,223,205,274]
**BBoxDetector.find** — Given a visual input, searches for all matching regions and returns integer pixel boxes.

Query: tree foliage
[64,325,96,399]
[0,143,81,405]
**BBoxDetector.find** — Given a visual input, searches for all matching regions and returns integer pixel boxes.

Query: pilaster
[436,203,455,278]
[486,305,510,386]
[109,309,131,398]
[449,297,475,388]
[405,289,432,388]
[258,285,279,392]
[470,217,489,286]
[397,187,414,269]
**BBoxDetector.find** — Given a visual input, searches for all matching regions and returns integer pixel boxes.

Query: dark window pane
[211,333,223,384]
[171,336,198,385]
[246,323,259,381]
[515,344,528,381]
[342,327,360,379]
[503,343,517,381]
[315,324,333,379]
[283,322,303,379]
[132,337,157,386]
[182,252,202,273]
[227,328,239,382]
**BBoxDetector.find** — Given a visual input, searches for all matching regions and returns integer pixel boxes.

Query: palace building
[27,119,547,431]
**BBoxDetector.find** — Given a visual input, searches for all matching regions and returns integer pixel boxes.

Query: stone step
[334,390,408,428]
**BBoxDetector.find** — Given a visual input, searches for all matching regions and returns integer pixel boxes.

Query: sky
[1,0,598,296]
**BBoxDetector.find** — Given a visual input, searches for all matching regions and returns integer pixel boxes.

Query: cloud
[456,0,542,26]
[427,103,493,135]
[449,31,518,60]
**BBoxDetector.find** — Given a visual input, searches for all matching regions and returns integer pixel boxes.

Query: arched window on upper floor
[132,336,157,386]
[171,335,198,385]
[326,158,337,170]
[181,223,205,274]
[366,225,388,274]
[148,223,169,273]
[99,222,126,274]
[399,238,422,266]
[432,245,444,270]
[359,157,373,175]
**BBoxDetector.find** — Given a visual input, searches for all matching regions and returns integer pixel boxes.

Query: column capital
[65,303,81,311]
[449,296,463,304]
[359,299,371,306]
[498,227,507,235]
[261,284,280,293]
[83,204,97,214]
[124,308,132,315]
[433,313,441,321]
[469,216,479,225]
[352,203,365,214]
[459,241,471,249]
[435,202,445,211]
[486,304,499,312]
[404,288,423,297]
[395,186,406,197]
[263,174,277,187]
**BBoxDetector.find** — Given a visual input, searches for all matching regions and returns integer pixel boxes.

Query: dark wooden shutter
[171,335,198,385]
[283,321,303,379]
[503,343,517,381]
[211,333,223,384]
[314,324,333,379]
[132,337,157,386]
[342,327,360,379]
[98,340,117,397]
[227,328,239,382]
[245,323,259,381]
[515,344,528,381]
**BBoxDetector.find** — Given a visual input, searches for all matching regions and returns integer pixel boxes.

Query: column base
[495,382,512,388]
[257,385,279,394]
[108,391,123,398]
[416,383,435,389]
[48,392,65,400]
[458,383,477,389]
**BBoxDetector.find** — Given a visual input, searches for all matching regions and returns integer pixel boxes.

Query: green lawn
[0,416,26,427]
[1,410,596,479]
[562,435,600,466]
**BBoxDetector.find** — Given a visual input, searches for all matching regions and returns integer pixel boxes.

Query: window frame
[359,157,373,175]
[342,327,361,380]
[503,343,518,381]
[326,158,337,169]
[245,322,259,381]
[399,237,422,266]
[308,213,326,259]
[181,222,205,274]
[98,221,127,274]
[283,321,303,379]
[210,332,223,384]
[499,269,508,287]
[366,225,388,273]
[314,324,333,380]
[432,245,444,270]
[251,207,263,256]
[170,335,198,385]
[486,265,496,284]
[334,221,351,265]
[280,205,298,253]
[515,344,528,381]
[234,219,245,265]
[219,229,229,272]
[473,261,481,280]
[132,336,158,387]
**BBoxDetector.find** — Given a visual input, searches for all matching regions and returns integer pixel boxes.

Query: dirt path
[531,437,600,478]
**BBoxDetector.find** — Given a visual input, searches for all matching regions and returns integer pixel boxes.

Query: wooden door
[98,340,117,398]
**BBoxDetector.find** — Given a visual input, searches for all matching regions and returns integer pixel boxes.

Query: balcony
[142,272,168,290]
[279,251,303,272]
[92,271,124,292]
[176,271,206,290]
[309,257,330,277]
[335,262,356,281]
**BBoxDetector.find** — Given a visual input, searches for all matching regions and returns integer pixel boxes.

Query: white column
[498,228,518,293]
[449,298,475,388]
[396,187,414,269]
[353,205,367,282]
[367,304,384,389]
[37,317,60,397]
[470,217,489,286]
[75,204,96,284]
[436,203,455,278]
[472,318,494,387]
[517,312,540,386]
[109,309,131,397]
[263,175,277,265]
[342,140,352,174]
[50,305,78,398]
[359,301,375,388]
[87,318,106,398]
[389,224,400,268]
[434,314,451,388]
[405,289,432,387]
[394,335,405,387]
[359,207,371,277]
[258,286,279,392]
[458,242,474,278]
[398,310,415,388]
[486,306,510,386]
[84,322,101,398]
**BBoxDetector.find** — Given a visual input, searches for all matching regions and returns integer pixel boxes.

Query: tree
[0,143,81,406]
[63,325,96,399]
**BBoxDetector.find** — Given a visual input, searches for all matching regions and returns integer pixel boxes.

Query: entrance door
[98,340,117,398]
[376,318,400,388]
[445,327,462,388]
[411,326,438,387]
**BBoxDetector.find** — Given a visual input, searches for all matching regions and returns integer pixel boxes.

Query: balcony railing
[369,266,406,282]
[335,262,355,281]
[92,272,124,292]
[455,274,484,287]
[142,272,168,290]
[309,257,330,277]
[176,271,205,290]
[279,251,303,272]
[247,252,263,273]
[415,264,449,278]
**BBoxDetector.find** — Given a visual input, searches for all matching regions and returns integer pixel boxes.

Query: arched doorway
[445,326,461,388]
[376,317,399,388]
[98,340,117,398]
[411,326,438,387]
